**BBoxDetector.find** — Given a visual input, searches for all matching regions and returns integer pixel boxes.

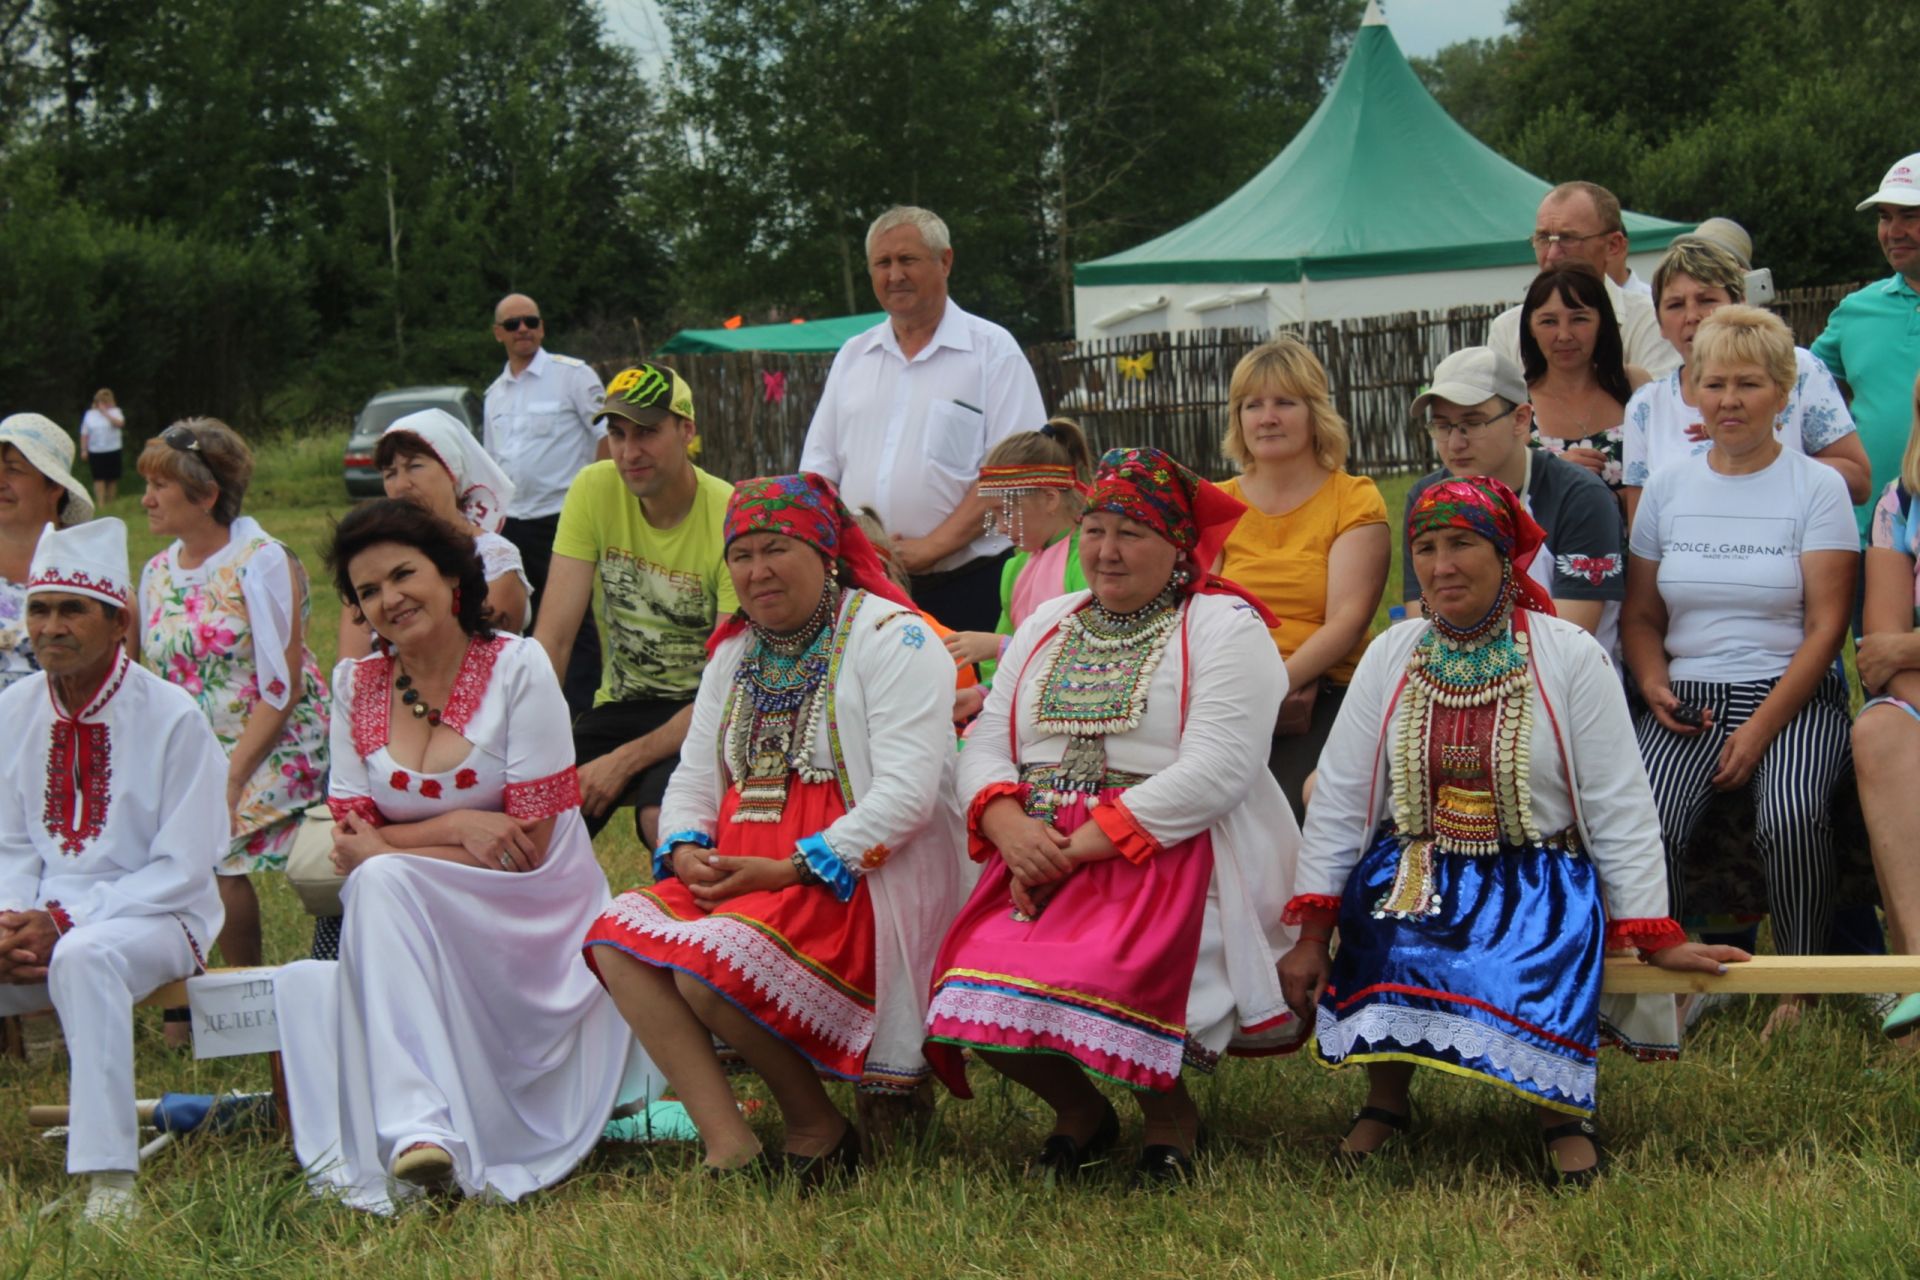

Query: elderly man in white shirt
[799,206,1048,632]
[1487,181,1680,378]
[483,293,609,713]
[0,518,226,1223]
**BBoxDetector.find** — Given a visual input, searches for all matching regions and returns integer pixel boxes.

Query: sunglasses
[161,424,202,453]
[497,315,543,332]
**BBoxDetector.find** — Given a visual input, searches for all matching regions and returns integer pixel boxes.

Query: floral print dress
[0,575,39,694]
[140,516,330,874]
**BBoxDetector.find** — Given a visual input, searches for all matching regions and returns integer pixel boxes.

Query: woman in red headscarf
[924,447,1307,1185]
[1278,476,1746,1187]
[582,473,965,1181]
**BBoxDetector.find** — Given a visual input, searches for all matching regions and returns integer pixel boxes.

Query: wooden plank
[1601,954,1920,995]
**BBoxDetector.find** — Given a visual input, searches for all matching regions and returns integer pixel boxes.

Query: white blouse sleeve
[955,603,1067,812]
[499,640,582,821]
[1100,599,1284,850]
[1293,625,1407,902]
[237,541,301,710]
[655,642,737,853]
[324,659,378,820]
[804,610,960,899]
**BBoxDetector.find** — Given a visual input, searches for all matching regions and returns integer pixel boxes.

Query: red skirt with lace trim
[583,777,877,1080]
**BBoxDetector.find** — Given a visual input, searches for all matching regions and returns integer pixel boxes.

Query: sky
[595,0,1514,70]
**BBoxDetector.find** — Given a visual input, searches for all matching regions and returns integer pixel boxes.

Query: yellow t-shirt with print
[553,462,738,704]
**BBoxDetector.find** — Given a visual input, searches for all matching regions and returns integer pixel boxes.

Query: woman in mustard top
[1214,339,1390,818]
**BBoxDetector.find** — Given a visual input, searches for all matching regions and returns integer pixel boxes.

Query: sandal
[1026,1099,1120,1181]
[1540,1117,1604,1190]
[1335,1105,1410,1166]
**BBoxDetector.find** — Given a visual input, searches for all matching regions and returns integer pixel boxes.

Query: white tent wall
[1074,251,1671,340]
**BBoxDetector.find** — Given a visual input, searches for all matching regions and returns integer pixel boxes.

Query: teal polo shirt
[1809,272,1920,537]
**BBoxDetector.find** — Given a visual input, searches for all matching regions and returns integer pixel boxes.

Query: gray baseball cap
[1410,348,1528,419]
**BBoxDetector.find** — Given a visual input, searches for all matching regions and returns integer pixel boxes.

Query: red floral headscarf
[1082,446,1276,623]
[1406,475,1556,615]
[708,472,916,653]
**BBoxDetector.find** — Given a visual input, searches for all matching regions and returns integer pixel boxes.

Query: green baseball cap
[598,362,696,427]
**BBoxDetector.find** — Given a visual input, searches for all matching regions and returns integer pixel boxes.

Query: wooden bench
[13,969,290,1135]
[1602,954,1920,994]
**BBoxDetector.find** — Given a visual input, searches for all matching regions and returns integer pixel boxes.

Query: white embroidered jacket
[0,649,227,959]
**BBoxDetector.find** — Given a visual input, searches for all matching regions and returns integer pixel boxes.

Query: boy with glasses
[1402,348,1629,655]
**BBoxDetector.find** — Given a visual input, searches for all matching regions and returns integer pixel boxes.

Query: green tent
[1073,1,1694,333]
[656,312,886,355]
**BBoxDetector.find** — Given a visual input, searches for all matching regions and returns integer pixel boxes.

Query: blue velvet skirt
[1315,824,1605,1116]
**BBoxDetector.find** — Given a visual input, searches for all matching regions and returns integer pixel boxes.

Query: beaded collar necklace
[1379,567,1542,918]
[725,584,840,823]
[1031,577,1183,804]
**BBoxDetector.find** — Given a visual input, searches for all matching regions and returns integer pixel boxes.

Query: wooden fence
[602,282,1870,484]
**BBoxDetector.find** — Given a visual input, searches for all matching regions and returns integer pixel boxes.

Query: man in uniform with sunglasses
[484,293,610,714]
[1486,181,1681,379]
[1401,347,1628,652]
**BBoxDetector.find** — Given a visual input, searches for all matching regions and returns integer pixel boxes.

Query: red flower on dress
[455,768,478,790]
[266,677,287,700]
[420,779,443,799]
[390,770,410,791]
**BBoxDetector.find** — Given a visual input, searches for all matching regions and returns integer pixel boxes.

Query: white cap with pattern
[27,517,131,609]
[1856,153,1920,211]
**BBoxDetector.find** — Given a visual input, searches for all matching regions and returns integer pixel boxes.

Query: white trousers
[0,915,194,1173]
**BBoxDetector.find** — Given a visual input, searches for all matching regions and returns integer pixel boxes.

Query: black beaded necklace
[394,663,445,725]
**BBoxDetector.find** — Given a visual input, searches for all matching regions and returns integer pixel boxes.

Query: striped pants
[1634,670,1852,956]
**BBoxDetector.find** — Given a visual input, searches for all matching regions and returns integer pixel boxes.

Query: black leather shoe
[1026,1099,1120,1181]
[1541,1117,1604,1190]
[784,1119,860,1191]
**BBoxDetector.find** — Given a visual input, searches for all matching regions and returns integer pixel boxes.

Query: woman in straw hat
[0,413,96,696]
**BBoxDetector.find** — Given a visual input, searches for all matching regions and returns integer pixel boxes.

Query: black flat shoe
[1133,1123,1206,1188]
[784,1119,860,1191]
[1541,1117,1604,1190]
[1026,1099,1120,1181]
[1334,1104,1411,1167]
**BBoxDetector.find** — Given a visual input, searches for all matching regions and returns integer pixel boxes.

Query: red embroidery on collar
[502,766,581,820]
[348,636,504,757]
[440,635,507,736]
[455,768,478,790]
[41,651,130,855]
[349,654,393,759]
[45,721,111,854]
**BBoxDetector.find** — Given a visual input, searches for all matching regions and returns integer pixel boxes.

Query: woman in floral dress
[137,419,330,976]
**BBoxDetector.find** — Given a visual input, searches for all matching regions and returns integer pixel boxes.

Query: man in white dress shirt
[799,206,1048,632]
[484,293,610,713]
[0,518,226,1223]
[1487,182,1680,377]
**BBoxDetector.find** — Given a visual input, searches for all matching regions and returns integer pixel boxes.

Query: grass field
[4,438,1915,1278]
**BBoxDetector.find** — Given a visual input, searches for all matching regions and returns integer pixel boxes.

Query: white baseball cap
[1410,348,1529,419]
[1856,152,1920,211]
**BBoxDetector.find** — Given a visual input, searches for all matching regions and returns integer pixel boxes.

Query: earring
[453,585,463,613]
[1170,567,1193,589]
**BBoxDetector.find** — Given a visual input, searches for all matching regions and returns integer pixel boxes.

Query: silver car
[342,385,484,498]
